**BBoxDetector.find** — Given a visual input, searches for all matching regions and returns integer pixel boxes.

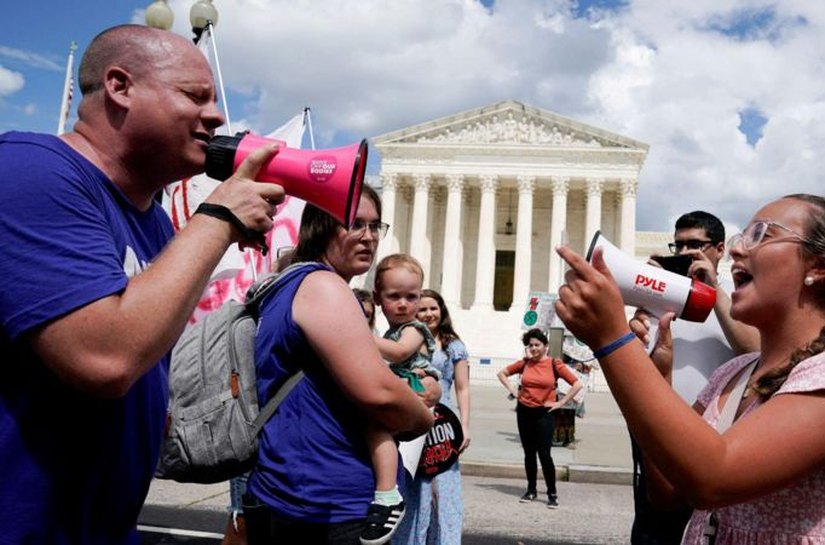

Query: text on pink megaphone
[205,132,368,228]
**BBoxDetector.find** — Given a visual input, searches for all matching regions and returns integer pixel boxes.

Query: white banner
[163,112,307,322]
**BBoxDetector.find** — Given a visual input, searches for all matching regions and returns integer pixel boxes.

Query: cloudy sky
[2,0,824,232]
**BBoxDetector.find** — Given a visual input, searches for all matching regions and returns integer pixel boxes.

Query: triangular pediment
[373,100,648,151]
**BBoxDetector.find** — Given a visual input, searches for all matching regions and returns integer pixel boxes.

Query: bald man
[0,25,284,544]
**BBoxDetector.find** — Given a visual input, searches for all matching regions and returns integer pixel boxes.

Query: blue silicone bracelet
[592,331,636,359]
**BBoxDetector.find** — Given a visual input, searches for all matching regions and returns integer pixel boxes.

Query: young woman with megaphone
[554,194,825,544]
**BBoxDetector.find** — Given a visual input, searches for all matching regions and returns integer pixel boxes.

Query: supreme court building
[365,100,650,380]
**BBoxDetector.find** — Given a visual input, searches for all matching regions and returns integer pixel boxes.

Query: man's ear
[706,240,725,267]
[103,66,133,108]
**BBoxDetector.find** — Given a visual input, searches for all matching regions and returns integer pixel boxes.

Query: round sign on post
[522,291,560,331]
[418,403,464,477]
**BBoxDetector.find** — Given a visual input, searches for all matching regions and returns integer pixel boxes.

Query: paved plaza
[143,385,636,542]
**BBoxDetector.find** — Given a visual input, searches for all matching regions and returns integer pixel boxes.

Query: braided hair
[754,194,825,397]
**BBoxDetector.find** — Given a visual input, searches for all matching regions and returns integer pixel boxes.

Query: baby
[359,253,440,545]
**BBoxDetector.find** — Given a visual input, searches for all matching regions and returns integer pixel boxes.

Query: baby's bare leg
[366,422,399,491]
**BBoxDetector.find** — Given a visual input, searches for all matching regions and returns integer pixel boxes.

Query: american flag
[56,42,77,135]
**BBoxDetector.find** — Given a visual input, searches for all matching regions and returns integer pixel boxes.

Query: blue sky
[1,3,142,134]
[3,1,824,231]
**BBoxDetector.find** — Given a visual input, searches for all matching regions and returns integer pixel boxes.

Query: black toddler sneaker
[360,500,406,545]
[547,494,559,509]
[519,490,538,503]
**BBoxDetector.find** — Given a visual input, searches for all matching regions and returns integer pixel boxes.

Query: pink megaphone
[586,231,716,322]
[205,132,367,228]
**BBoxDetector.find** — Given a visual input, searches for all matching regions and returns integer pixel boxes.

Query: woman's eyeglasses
[349,220,390,239]
[727,219,811,253]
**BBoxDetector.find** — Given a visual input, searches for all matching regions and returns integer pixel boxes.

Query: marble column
[548,176,569,293]
[441,174,464,308]
[409,174,431,271]
[619,178,638,256]
[378,173,398,260]
[510,175,535,311]
[584,177,604,251]
[471,174,498,311]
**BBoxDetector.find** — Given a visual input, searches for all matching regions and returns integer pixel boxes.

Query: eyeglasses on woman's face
[348,219,390,239]
[727,219,811,254]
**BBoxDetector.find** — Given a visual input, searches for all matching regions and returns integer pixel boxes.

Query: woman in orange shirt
[497,328,583,508]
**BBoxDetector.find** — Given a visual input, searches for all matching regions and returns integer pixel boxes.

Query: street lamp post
[144,0,174,30]
[190,0,219,42]
[142,1,228,126]
[186,1,231,134]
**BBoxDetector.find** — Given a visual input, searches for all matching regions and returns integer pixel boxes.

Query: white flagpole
[203,22,232,135]
[56,42,77,135]
[200,21,258,277]
[304,107,316,150]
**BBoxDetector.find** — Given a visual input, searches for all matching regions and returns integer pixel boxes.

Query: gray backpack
[154,264,305,484]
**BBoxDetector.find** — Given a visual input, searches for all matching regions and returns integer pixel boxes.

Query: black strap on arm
[194,202,269,256]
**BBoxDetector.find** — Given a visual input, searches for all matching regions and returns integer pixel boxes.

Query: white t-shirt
[650,277,735,404]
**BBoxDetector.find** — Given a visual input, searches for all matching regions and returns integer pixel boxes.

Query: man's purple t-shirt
[0,132,173,544]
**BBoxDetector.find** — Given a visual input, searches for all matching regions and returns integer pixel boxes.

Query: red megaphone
[205,132,367,228]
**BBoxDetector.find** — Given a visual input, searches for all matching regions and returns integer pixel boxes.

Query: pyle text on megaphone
[586,231,716,322]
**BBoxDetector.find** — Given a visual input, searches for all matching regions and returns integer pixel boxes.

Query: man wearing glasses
[629,210,759,545]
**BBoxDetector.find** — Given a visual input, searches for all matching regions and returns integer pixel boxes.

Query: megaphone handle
[239,237,269,257]
[645,320,660,355]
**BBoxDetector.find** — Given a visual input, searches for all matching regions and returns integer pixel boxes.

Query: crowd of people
[3,21,825,545]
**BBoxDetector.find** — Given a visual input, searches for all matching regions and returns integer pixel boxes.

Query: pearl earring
[804,276,815,287]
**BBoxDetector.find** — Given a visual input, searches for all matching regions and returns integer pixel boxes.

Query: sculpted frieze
[414,111,608,147]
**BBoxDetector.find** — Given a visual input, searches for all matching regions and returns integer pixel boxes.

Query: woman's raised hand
[554,245,631,351]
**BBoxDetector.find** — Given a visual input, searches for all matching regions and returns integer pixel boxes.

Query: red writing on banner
[418,405,463,477]
[420,443,460,475]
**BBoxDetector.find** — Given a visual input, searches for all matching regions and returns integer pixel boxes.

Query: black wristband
[194,203,269,256]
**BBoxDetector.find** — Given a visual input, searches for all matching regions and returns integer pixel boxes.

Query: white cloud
[161,0,825,229]
[587,1,825,228]
[0,65,24,96]
[0,46,62,71]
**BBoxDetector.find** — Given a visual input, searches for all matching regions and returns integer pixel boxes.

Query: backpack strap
[550,357,560,384]
[244,261,316,437]
[250,370,305,436]
[245,262,311,313]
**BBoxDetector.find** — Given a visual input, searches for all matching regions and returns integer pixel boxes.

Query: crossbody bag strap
[717,356,759,433]
[702,356,759,545]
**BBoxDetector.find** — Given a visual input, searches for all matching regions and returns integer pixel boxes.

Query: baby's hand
[418,376,441,408]
[412,368,427,378]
